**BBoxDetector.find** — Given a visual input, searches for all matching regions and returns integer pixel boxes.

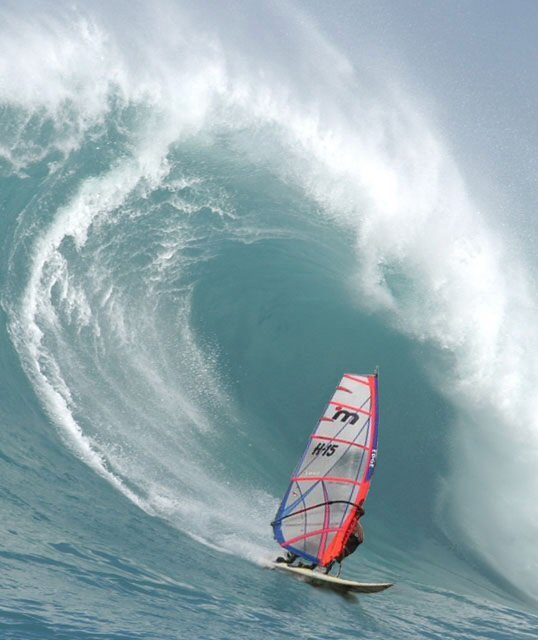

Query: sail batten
[272,372,379,567]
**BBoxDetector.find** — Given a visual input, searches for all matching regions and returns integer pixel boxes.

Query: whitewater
[0,1,537,638]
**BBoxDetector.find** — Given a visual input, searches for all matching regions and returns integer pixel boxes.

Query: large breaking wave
[1,0,537,601]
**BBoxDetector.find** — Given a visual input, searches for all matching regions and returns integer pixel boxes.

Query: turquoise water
[1,2,537,638]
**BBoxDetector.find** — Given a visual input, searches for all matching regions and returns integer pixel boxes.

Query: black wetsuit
[341,532,361,558]
[336,518,364,562]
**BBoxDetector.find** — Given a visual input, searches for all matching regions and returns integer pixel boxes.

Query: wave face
[1,1,537,638]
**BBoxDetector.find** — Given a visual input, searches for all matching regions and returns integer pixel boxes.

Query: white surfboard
[271,562,393,593]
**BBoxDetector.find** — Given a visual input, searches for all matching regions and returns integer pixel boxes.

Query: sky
[297,0,538,257]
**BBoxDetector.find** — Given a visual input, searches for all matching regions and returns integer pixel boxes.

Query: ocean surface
[1,2,537,638]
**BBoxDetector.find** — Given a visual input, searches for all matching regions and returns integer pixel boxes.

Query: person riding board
[339,504,365,560]
[323,503,365,573]
[277,503,366,573]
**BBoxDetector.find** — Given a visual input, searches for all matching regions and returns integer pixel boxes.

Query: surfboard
[271,371,381,567]
[271,562,393,593]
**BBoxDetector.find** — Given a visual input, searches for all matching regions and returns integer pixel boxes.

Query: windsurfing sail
[272,371,379,567]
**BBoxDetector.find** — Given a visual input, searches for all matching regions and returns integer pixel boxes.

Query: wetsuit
[336,517,364,562]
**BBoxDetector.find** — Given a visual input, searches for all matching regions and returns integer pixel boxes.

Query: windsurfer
[341,504,365,559]
[324,504,365,573]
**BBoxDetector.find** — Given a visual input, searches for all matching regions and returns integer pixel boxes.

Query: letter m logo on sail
[332,408,359,424]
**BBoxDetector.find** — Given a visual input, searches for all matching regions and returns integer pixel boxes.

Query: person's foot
[275,552,299,565]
